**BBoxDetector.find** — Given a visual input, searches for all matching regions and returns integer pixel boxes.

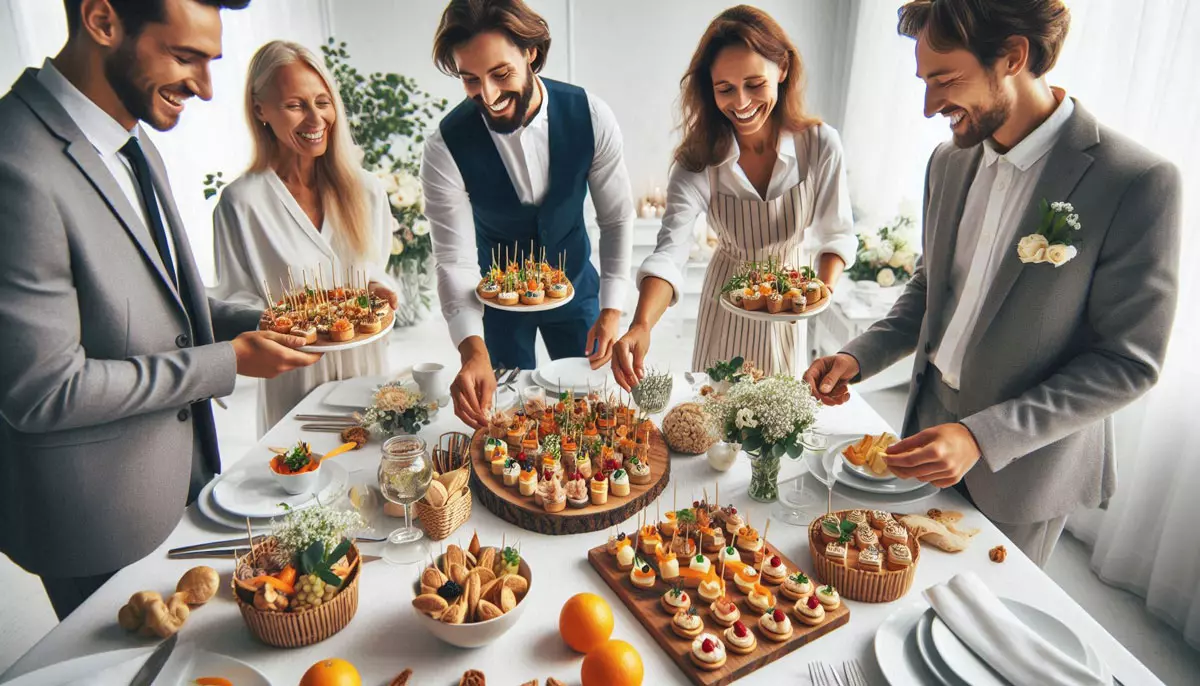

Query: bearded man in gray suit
[0,0,322,619]
[805,0,1181,567]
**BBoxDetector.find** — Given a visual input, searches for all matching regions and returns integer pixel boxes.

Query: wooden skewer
[244,517,257,563]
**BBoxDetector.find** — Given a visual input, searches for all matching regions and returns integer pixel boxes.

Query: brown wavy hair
[432,0,551,77]
[675,5,820,173]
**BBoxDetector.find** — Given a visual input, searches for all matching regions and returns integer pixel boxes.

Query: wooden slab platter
[588,538,849,686]
[468,426,671,535]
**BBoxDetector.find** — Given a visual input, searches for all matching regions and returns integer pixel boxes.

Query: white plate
[843,454,899,482]
[212,459,349,519]
[477,285,574,312]
[929,598,1095,686]
[806,448,940,506]
[718,291,831,321]
[915,610,969,686]
[532,357,611,394]
[828,437,925,493]
[196,478,273,531]
[156,646,272,686]
[322,374,414,409]
[0,646,270,686]
[295,311,395,353]
[0,648,149,686]
[874,602,941,686]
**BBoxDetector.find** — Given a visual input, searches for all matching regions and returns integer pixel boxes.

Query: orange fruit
[298,658,361,686]
[559,592,614,653]
[581,639,644,686]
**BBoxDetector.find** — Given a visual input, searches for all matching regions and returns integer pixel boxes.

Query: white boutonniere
[1017,199,1081,267]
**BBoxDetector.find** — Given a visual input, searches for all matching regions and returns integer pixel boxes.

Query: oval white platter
[477,285,575,312]
[717,291,831,321]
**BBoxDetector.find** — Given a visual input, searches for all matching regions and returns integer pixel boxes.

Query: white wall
[329,0,855,196]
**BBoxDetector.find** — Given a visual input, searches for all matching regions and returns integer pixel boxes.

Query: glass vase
[747,448,782,502]
[392,259,434,327]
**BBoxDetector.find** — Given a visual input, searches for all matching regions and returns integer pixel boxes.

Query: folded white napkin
[924,572,1111,686]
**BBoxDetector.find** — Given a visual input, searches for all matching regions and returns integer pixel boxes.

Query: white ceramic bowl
[270,460,321,495]
[412,551,532,648]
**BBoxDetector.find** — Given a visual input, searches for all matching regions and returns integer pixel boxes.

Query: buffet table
[2,374,1163,685]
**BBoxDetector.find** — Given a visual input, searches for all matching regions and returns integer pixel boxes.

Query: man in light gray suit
[0,0,322,618]
[805,0,1180,566]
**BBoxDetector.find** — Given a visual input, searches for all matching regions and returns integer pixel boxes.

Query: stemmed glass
[776,431,830,526]
[378,435,433,564]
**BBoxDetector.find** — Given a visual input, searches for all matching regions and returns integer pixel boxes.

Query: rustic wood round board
[468,426,671,535]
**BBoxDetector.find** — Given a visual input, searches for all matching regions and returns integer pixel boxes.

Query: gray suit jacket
[842,100,1181,524]
[0,69,260,577]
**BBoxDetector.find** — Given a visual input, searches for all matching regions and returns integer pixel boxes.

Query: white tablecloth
[2,374,1162,685]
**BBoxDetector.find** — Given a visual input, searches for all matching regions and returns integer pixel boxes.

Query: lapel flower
[1017,199,1081,267]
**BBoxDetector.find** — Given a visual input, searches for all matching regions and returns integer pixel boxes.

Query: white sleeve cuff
[599,277,628,313]
[448,310,485,349]
[636,254,685,306]
[816,234,859,270]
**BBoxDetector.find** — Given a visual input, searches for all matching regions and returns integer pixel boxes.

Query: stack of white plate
[196,454,350,531]
[807,438,940,507]
[875,599,1104,685]
[530,357,612,396]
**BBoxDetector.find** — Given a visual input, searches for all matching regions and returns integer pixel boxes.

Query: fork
[842,659,869,686]
[809,661,842,686]
[493,367,507,381]
[500,367,521,390]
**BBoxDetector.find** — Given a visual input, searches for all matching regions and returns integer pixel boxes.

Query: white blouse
[208,169,395,434]
[637,124,858,304]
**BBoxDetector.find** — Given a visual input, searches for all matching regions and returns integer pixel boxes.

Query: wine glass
[346,475,380,538]
[776,431,829,526]
[522,385,546,415]
[378,435,433,564]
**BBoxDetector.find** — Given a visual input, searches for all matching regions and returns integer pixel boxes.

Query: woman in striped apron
[612,5,856,388]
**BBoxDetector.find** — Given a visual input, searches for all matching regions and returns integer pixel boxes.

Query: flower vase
[707,440,740,472]
[747,449,782,502]
[393,260,434,327]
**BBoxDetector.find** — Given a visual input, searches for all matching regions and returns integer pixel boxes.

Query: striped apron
[691,132,817,376]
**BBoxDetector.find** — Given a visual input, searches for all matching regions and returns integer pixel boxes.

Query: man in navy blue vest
[421,0,634,428]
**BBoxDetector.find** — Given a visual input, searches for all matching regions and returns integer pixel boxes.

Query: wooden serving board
[468,426,670,535]
[588,543,849,686]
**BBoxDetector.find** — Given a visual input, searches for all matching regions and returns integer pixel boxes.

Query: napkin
[924,572,1111,686]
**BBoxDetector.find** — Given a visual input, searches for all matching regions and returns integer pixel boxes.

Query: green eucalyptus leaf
[318,568,343,587]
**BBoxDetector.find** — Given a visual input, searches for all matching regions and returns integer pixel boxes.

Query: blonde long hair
[245,40,371,256]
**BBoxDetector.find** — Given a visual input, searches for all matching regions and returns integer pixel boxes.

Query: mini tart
[609,470,630,497]
[816,585,841,610]
[698,577,724,603]
[502,463,521,486]
[845,509,868,527]
[630,562,657,589]
[329,319,354,342]
[356,316,381,334]
[820,515,842,543]
[825,542,848,566]
[490,456,506,475]
[887,543,914,571]
[497,291,519,306]
[478,282,500,299]
[870,509,894,529]
[689,634,727,671]
[736,529,763,553]
[701,527,726,554]
[671,611,704,639]
[709,597,741,627]
[589,476,608,505]
[781,572,813,601]
[858,546,884,573]
[758,609,793,642]
[745,585,774,613]
[688,554,712,576]
[733,567,760,594]
[627,458,652,485]
[519,289,545,305]
[856,528,880,550]
[760,555,788,584]
[617,544,636,571]
[718,545,741,566]
[290,325,317,345]
[661,588,691,614]
[794,596,826,626]
[518,470,538,496]
[547,282,569,298]
[724,623,757,654]
[882,522,910,547]
[722,514,745,537]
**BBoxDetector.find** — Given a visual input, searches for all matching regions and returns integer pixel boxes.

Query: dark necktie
[119,136,177,286]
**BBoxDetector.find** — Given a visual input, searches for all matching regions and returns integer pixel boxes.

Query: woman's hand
[368,281,399,310]
[611,324,650,391]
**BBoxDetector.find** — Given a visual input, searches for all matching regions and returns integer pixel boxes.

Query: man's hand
[368,281,399,310]
[450,338,495,430]
[232,331,322,379]
[885,423,981,488]
[802,353,859,405]
[611,323,650,391]
[585,308,621,369]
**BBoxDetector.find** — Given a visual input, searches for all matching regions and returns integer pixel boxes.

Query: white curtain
[840,0,1200,647]
[0,0,333,284]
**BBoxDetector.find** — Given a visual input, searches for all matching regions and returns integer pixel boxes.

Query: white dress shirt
[638,124,858,304]
[420,76,634,347]
[37,59,179,280]
[932,91,1075,390]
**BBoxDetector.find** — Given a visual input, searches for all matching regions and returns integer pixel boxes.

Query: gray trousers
[908,365,1068,567]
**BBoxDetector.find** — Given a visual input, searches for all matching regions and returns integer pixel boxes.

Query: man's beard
[952,80,1010,149]
[104,41,177,132]
[474,68,536,134]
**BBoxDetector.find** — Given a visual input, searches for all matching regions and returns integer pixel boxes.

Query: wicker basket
[807,510,920,603]
[232,537,361,648]
[414,466,472,541]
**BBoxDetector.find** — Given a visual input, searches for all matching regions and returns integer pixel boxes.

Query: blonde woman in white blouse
[210,41,397,435]
[612,6,856,390]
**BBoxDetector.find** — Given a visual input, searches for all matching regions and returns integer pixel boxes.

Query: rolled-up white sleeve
[420,129,485,347]
[586,94,633,312]
[636,163,708,306]
[808,124,857,268]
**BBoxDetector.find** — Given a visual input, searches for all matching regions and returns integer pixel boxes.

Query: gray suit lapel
[13,70,184,311]
[966,102,1098,351]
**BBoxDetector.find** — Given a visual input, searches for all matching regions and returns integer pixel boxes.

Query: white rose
[875,241,895,264]
[412,219,431,236]
[861,234,880,252]
[377,170,400,195]
[735,408,758,430]
[390,174,422,209]
[391,236,404,256]
[1017,234,1050,263]
[1045,243,1076,267]
[860,248,878,265]
[876,268,896,287]
[889,249,914,269]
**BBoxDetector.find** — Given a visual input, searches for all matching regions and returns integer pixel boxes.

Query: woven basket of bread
[232,537,361,648]
[414,465,472,541]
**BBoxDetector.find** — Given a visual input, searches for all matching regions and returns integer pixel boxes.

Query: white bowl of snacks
[411,541,532,648]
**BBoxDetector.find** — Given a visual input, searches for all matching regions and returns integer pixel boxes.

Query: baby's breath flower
[271,504,365,559]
